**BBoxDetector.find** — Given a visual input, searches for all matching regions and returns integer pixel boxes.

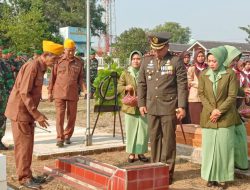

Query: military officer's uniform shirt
[138,52,188,116]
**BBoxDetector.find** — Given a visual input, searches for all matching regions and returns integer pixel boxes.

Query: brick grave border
[44,156,169,190]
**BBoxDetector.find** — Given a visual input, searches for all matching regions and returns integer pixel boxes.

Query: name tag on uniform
[147,60,154,69]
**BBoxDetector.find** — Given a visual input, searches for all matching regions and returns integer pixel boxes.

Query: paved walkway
[3,120,125,159]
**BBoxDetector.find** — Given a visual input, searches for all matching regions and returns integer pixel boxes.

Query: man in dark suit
[137,32,188,184]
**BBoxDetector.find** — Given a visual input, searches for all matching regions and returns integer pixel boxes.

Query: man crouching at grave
[5,41,64,190]
[48,39,85,148]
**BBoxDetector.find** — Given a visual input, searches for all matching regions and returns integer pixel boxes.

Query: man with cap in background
[137,32,188,184]
[5,40,64,189]
[48,38,85,147]
[33,49,43,60]
[83,49,98,99]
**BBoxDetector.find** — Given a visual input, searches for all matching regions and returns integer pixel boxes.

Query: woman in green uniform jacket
[198,46,239,189]
[118,50,149,163]
[223,45,249,171]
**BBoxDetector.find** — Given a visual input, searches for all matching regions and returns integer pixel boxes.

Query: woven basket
[122,87,138,107]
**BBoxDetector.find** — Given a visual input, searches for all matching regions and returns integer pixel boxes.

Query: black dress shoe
[32,175,47,184]
[207,181,213,187]
[138,154,149,162]
[21,179,41,189]
[206,181,219,187]
[128,155,135,163]
[212,181,219,186]
[169,177,173,185]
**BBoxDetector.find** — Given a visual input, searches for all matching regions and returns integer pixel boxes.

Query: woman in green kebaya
[118,51,149,163]
[198,46,239,189]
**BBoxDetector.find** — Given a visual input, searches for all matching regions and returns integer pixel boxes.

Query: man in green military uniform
[84,50,98,99]
[0,49,15,150]
[0,56,12,150]
[137,32,188,184]
[1,49,15,92]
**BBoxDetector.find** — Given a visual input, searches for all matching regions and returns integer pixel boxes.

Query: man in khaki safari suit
[137,32,188,185]
[48,39,85,147]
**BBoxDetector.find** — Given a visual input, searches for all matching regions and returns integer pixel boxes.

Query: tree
[0,0,106,53]
[112,27,150,66]
[239,25,250,43]
[43,0,106,36]
[0,0,52,52]
[151,22,191,44]
[4,0,106,36]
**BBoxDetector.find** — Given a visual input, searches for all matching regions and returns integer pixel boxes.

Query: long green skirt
[125,113,149,154]
[235,122,249,170]
[201,126,235,182]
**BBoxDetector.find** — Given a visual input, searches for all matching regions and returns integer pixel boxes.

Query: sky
[113,0,250,43]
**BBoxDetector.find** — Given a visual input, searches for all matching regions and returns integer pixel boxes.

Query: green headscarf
[223,45,242,67]
[206,46,228,96]
[127,50,142,82]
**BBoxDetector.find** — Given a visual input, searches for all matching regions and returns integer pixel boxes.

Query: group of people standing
[0,32,249,189]
[118,32,249,189]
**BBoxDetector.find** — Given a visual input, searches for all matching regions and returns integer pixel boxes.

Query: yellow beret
[64,38,75,49]
[42,40,64,55]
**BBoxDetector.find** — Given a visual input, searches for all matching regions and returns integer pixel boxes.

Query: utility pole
[85,0,92,146]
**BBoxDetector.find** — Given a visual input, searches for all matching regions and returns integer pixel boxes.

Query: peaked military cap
[148,32,171,50]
